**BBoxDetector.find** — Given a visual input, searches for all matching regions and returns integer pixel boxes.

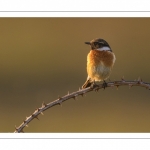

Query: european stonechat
[82,38,116,89]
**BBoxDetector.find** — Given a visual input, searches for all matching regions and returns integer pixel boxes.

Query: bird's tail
[82,78,92,89]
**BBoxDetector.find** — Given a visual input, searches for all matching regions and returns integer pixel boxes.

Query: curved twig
[14,78,150,133]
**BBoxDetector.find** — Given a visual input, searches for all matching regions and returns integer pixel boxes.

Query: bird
[82,38,116,89]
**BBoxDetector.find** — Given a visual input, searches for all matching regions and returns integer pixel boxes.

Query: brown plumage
[82,38,116,89]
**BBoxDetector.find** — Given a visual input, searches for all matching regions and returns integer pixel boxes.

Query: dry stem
[14,78,150,133]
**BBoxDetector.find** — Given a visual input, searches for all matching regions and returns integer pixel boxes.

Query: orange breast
[87,50,115,67]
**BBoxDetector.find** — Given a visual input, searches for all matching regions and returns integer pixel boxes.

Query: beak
[85,42,91,45]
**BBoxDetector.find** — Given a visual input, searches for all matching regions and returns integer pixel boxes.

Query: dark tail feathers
[82,79,92,89]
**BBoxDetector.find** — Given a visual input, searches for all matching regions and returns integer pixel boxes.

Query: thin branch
[14,79,150,133]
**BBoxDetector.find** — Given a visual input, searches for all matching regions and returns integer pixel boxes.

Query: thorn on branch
[34,116,39,120]
[58,96,62,100]
[15,125,18,131]
[23,120,27,124]
[116,85,119,90]
[42,102,47,107]
[35,108,39,113]
[31,113,39,120]
[137,77,142,84]
[80,93,85,97]
[121,76,125,81]
[73,95,77,100]
[40,112,44,115]
[68,91,70,95]
[37,108,40,112]
[58,101,62,106]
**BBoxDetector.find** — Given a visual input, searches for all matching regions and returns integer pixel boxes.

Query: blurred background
[0,18,150,132]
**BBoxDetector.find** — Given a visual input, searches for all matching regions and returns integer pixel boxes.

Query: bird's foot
[102,80,107,89]
[90,80,99,89]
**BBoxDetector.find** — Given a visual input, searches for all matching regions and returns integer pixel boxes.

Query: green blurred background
[0,18,150,132]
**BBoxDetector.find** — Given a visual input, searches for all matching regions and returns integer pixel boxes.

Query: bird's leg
[102,80,107,89]
[91,80,99,89]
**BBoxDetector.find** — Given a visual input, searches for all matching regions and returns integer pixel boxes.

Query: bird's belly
[88,63,111,81]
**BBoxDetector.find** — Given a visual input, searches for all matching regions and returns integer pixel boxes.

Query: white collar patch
[96,46,111,51]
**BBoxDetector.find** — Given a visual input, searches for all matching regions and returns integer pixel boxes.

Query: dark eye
[94,42,99,45]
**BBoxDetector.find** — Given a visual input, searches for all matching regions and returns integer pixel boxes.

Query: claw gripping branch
[14,79,150,133]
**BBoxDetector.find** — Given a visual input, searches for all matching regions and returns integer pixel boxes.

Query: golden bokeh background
[0,18,150,132]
